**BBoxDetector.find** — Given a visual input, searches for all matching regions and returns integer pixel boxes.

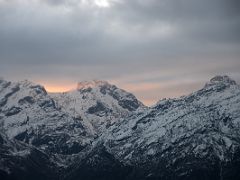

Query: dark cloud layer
[0,0,239,105]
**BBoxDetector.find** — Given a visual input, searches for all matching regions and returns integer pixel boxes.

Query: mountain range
[0,75,240,180]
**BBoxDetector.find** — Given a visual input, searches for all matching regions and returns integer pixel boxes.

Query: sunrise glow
[40,82,76,93]
[39,78,204,106]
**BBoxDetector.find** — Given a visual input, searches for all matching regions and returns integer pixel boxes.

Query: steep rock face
[50,80,145,135]
[0,79,91,156]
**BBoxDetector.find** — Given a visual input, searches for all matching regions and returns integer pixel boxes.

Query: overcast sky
[0,0,240,105]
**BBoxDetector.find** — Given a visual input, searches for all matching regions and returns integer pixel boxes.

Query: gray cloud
[0,0,239,104]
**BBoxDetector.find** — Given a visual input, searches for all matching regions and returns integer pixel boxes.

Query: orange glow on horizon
[39,79,202,106]
[44,84,156,106]
[43,83,163,106]
[120,83,162,92]
[41,83,75,93]
[44,86,73,93]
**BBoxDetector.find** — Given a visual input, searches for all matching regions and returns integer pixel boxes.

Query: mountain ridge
[0,75,240,180]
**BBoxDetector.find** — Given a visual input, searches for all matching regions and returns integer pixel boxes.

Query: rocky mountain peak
[210,75,236,84]
[77,80,110,90]
[205,75,237,88]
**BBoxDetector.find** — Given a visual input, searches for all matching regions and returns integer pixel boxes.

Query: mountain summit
[77,80,110,90]
[210,75,236,84]
[51,80,145,135]
[205,75,237,88]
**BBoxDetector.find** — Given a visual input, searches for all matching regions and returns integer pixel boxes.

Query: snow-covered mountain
[104,75,240,162]
[0,79,92,157]
[1,75,240,180]
[0,79,144,161]
[68,75,240,180]
[50,80,145,135]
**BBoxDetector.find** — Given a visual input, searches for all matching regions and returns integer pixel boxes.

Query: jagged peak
[19,79,37,86]
[210,75,236,84]
[205,75,236,87]
[17,80,47,95]
[77,80,111,90]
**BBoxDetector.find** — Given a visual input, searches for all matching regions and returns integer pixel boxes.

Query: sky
[0,0,240,105]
